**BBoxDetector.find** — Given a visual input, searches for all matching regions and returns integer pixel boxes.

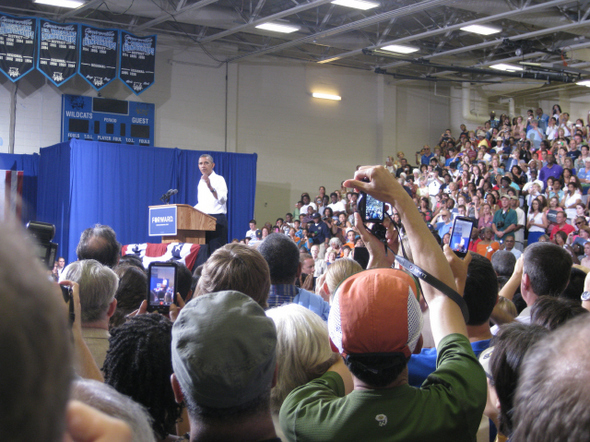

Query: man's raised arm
[345,165,467,347]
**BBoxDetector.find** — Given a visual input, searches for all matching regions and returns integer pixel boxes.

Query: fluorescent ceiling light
[490,63,523,72]
[577,80,590,87]
[332,0,380,10]
[380,44,419,54]
[460,24,501,35]
[255,22,299,33]
[34,0,84,7]
[312,92,341,101]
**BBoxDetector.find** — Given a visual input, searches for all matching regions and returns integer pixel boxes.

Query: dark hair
[345,353,407,388]
[259,233,300,284]
[76,224,121,268]
[554,230,567,244]
[512,315,590,442]
[531,295,588,330]
[523,243,572,297]
[103,314,182,439]
[118,254,145,270]
[490,323,549,436]
[561,267,586,303]
[491,251,516,278]
[249,219,256,224]
[111,264,147,329]
[167,261,193,301]
[465,254,498,325]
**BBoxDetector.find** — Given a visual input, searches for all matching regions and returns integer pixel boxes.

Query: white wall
[0,44,450,225]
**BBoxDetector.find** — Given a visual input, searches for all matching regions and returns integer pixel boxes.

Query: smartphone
[449,216,475,258]
[352,246,369,270]
[60,284,75,327]
[147,262,178,313]
[358,191,385,223]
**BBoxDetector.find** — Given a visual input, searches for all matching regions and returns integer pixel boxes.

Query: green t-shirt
[279,333,486,442]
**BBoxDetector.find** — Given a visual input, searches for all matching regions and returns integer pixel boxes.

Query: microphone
[160,189,178,202]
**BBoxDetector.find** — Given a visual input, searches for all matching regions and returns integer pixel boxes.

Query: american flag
[0,170,23,221]
[121,242,200,271]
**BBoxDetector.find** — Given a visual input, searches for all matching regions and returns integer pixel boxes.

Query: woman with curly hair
[103,314,184,441]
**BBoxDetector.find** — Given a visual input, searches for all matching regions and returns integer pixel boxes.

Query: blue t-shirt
[408,338,491,387]
[436,221,453,238]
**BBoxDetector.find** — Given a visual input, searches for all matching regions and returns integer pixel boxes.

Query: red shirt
[550,223,575,240]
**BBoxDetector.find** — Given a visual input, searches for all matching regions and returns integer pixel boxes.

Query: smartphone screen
[450,216,475,258]
[147,262,177,312]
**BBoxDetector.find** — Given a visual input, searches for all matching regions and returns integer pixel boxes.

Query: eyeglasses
[576,221,584,226]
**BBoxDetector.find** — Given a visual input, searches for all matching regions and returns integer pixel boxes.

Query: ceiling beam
[318,0,572,64]
[380,16,590,70]
[198,0,333,43]
[226,0,453,62]
[134,0,219,32]
[58,0,104,20]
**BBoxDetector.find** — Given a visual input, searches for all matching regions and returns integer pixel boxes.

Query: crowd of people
[4,105,590,442]
[244,106,590,275]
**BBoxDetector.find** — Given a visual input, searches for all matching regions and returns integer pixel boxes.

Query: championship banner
[0,170,23,221]
[37,19,79,86]
[79,25,118,90]
[0,14,36,82]
[119,31,156,95]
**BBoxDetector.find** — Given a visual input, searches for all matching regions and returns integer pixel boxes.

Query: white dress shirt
[195,171,227,214]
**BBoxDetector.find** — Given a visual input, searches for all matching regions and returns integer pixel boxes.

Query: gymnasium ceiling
[3,0,590,97]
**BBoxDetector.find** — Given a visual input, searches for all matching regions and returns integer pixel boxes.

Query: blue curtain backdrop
[0,152,39,223]
[37,139,256,262]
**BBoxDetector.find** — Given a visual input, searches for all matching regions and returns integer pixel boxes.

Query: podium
[149,204,216,244]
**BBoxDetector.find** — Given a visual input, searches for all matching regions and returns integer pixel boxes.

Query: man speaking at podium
[195,154,228,255]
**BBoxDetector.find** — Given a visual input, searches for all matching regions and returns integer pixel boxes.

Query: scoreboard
[61,94,155,146]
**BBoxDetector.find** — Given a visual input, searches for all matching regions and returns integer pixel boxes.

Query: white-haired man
[61,259,119,369]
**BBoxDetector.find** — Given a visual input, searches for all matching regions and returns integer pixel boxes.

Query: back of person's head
[61,259,119,323]
[171,291,277,422]
[494,296,518,322]
[329,269,423,388]
[103,313,181,439]
[259,233,300,284]
[523,242,572,297]
[323,258,363,301]
[489,322,549,437]
[71,379,156,442]
[117,254,144,270]
[561,267,587,302]
[76,224,121,268]
[465,253,498,326]
[266,304,338,413]
[195,243,271,308]
[167,261,193,302]
[530,296,589,331]
[491,250,516,278]
[512,315,590,442]
[0,223,72,441]
[111,264,147,329]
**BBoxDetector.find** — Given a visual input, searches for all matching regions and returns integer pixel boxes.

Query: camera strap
[362,220,469,323]
[395,255,470,323]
